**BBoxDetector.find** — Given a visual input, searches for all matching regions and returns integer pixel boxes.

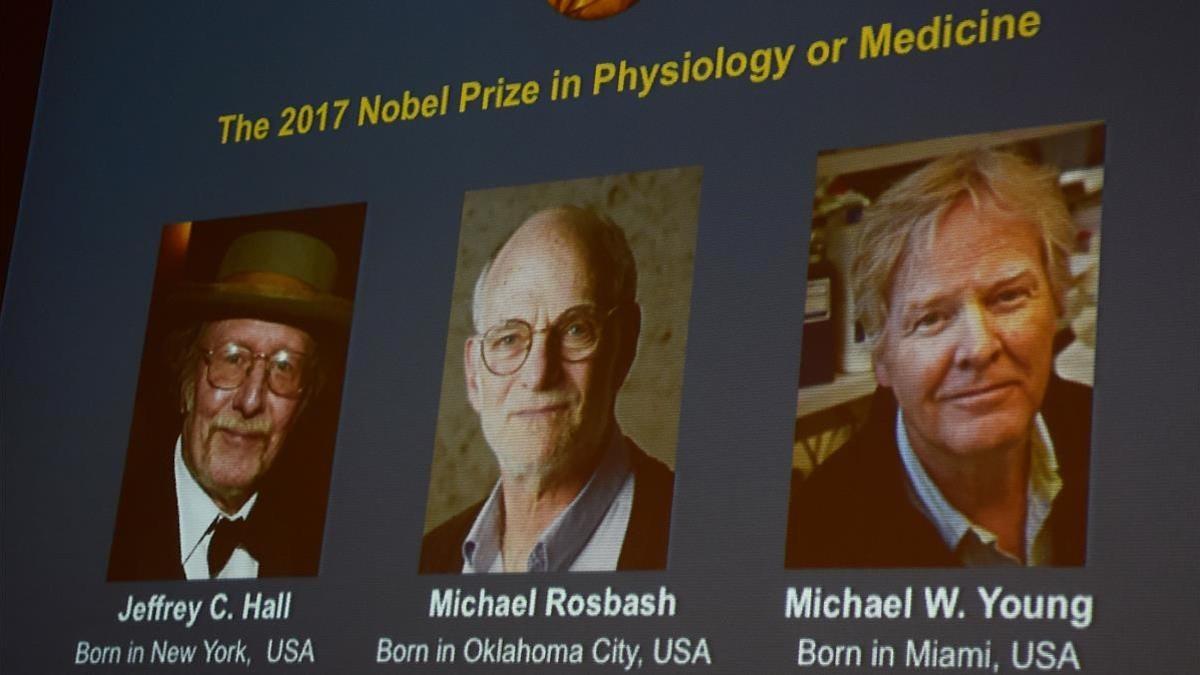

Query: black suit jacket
[785,376,1092,568]
[107,412,326,581]
[419,440,675,573]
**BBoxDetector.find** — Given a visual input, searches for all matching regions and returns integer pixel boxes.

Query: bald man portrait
[786,148,1095,568]
[419,205,677,574]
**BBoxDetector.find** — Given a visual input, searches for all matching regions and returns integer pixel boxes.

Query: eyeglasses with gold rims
[202,343,311,398]
[478,304,622,377]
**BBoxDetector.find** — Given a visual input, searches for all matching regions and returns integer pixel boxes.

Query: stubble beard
[491,409,609,497]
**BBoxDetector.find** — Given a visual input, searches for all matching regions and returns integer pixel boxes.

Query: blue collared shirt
[461,429,635,573]
[896,412,1062,566]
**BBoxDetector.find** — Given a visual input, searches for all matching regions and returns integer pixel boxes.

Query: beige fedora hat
[168,229,352,331]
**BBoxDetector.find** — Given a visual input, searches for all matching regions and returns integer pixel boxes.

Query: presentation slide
[2,1,1197,672]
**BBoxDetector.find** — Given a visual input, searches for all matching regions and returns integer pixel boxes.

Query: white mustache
[510,395,576,411]
[209,412,272,436]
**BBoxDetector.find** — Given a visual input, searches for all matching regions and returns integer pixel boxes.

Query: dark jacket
[419,440,674,573]
[785,376,1092,568]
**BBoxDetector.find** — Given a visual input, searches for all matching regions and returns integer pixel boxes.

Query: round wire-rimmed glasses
[478,304,620,376]
[202,342,310,398]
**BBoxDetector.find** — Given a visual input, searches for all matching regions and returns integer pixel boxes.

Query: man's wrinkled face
[874,197,1058,463]
[465,217,622,482]
[182,318,313,511]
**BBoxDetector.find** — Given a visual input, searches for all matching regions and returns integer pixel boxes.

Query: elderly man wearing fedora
[109,229,351,581]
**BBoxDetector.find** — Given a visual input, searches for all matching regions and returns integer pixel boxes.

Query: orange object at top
[549,0,639,21]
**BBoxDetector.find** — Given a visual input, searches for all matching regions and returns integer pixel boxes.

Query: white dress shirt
[174,437,260,579]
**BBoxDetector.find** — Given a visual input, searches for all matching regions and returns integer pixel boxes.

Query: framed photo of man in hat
[107,204,365,581]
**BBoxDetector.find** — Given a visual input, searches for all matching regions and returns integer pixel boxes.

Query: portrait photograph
[107,204,365,581]
[785,122,1104,568]
[419,166,701,574]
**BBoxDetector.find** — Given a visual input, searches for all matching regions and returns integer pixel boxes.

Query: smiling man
[109,228,351,580]
[786,150,1093,567]
[420,206,674,574]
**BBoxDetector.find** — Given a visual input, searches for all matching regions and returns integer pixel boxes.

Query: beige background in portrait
[423,166,702,533]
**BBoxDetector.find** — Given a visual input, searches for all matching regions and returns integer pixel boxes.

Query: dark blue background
[3,1,1198,671]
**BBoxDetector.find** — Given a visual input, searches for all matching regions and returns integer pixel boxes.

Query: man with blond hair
[787,149,1092,567]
